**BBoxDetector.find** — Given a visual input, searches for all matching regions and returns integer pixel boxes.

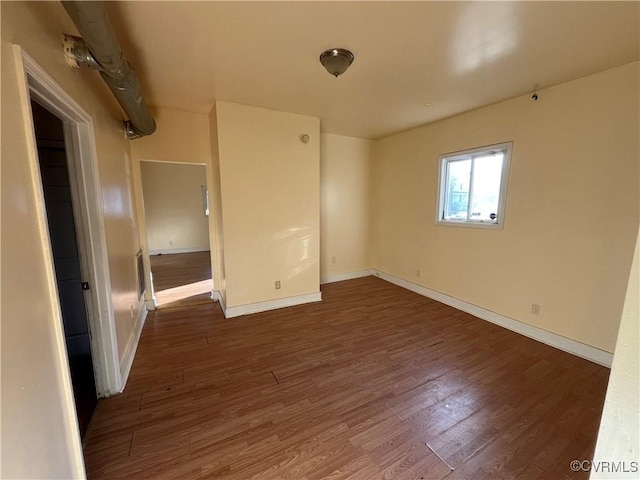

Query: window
[436,142,512,228]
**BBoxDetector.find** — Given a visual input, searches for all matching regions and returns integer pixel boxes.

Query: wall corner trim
[373,269,613,367]
[321,269,373,285]
[224,292,322,318]
[118,303,148,393]
[145,299,157,311]
[212,289,227,314]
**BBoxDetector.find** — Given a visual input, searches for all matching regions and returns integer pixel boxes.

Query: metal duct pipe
[62,1,156,139]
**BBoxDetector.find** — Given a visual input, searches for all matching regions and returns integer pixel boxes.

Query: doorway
[31,100,97,437]
[21,48,121,398]
[140,161,213,308]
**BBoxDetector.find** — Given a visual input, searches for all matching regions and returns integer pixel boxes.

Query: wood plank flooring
[84,276,609,479]
[150,252,213,308]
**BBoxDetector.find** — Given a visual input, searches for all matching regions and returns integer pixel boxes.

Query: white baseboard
[149,247,210,255]
[212,289,227,313]
[118,303,147,392]
[321,269,373,284]
[224,292,322,319]
[372,269,613,367]
[144,299,156,311]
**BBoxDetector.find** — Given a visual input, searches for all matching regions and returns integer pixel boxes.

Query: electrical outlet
[331,256,336,264]
[531,303,540,315]
[416,269,421,278]
[275,280,281,290]
[169,240,174,246]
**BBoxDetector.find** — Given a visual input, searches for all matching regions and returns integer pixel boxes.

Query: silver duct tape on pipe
[63,34,103,70]
[62,1,156,139]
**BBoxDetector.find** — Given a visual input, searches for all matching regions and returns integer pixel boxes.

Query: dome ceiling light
[319,48,355,77]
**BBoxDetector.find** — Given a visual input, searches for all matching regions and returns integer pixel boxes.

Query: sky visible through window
[446,153,504,221]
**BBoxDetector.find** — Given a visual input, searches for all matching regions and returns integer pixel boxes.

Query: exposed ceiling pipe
[61,1,156,139]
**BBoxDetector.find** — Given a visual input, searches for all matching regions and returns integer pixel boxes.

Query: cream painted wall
[1,2,142,477]
[130,107,211,164]
[592,230,639,479]
[141,162,209,253]
[320,133,372,279]
[371,62,639,353]
[128,107,219,298]
[215,101,320,308]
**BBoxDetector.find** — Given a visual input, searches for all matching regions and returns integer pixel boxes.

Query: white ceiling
[106,1,639,139]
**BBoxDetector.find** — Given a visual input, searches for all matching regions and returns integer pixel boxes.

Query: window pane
[445,159,471,220]
[469,153,503,221]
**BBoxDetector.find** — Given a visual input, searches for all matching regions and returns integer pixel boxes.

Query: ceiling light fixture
[319,48,354,77]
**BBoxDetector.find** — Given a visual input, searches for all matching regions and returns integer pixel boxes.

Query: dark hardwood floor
[150,251,213,308]
[83,276,609,479]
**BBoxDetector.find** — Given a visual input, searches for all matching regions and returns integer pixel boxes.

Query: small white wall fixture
[18,47,122,397]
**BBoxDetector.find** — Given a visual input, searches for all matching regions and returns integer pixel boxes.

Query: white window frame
[436,141,512,229]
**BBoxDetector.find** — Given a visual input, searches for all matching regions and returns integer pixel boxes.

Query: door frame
[17,46,122,396]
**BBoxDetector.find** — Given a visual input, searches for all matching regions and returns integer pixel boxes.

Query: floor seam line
[425,442,455,471]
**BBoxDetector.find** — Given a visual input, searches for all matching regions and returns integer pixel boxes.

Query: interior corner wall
[370,62,639,354]
[140,162,209,253]
[215,101,320,308]
[1,1,142,478]
[591,228,640,479]
[128,107,220,295]
[320,133,372,280]
[208,103,226,304]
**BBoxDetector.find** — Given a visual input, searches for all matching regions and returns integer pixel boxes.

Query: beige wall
[128,107,219,297]
[130,107,212,165]
[141,161,209,253]
[215,101,320,307]
[1,1,142,477]
[320,133,372,279]
[208,104,227,304]
[371,62,639,353]
[592,229,639,479]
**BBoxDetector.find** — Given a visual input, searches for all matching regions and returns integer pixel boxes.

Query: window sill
[436,220,504,230]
